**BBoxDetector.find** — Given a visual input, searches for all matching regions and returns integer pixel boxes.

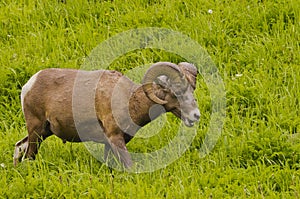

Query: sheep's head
[142,62,200,127]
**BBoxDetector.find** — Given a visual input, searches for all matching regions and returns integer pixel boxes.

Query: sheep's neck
[129,86,165,128]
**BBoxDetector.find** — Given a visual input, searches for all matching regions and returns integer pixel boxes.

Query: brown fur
[14,63,199,168]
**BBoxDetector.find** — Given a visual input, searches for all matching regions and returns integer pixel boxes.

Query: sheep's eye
[174,90,184,96]
[170,81,189,97]
[173,87,187,97]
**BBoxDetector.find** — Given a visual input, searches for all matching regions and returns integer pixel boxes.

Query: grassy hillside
[0,0,299,198]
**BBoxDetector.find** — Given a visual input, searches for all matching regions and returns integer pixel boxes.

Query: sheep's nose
[190,109,200,121]
[194,113,200,120]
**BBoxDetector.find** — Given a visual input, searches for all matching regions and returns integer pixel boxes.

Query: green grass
[1,0,299,198]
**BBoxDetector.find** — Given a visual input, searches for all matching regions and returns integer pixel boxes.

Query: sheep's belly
[49,116,106,143]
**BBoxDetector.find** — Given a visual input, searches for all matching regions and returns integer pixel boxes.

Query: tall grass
[0,0,299,198]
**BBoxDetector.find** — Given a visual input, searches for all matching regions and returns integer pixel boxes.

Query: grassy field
[0,0,299,198]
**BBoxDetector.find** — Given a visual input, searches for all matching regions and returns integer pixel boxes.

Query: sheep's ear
[155,75,170,88]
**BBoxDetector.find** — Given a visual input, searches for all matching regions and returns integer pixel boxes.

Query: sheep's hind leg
[14,117,52,166]
[25,120,53,161]
[13,136,29,166]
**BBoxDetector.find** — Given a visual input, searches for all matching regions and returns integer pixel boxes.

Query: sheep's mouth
[171,109,196,127]
[183,118,195,127]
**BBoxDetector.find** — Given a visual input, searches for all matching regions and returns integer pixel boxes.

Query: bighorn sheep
[14,62,200,168]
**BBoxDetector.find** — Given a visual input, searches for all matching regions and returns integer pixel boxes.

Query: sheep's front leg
[106,135,132,169]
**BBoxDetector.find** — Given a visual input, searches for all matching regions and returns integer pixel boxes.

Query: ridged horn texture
[142,62,182,104]
[178,62,198,89]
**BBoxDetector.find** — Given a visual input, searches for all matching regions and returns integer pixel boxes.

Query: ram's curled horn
[178,62,198,89]
[142,62,183,104]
